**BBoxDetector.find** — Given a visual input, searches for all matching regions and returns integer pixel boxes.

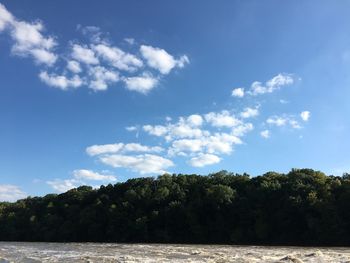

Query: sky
[1,1,350,201]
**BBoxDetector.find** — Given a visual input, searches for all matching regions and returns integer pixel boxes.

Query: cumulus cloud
[266,116,288,126]
[88,66,119,91]
[240,107,259,119]
[300,111,310,122]
[47,179,80,193]
[187,114,203,127]
[143,125,168,137]
[140,45,189,74]
[84,109,255,172]
[0,3,58,66]
[86,142,163,156]
[123,73,158,94]
[189,154,220,167]
[67,60,82,73]
[260,130,270,139]
[143,117,206,141]
[0,184,27,202]
[93,43,143,71]
[205,111,241,128]
[0,4,188,94]
[39,71,83,90]
[100,154,174,174]
[232,123,254,136]
[267,115,301,129]
[0,4,13,32]
[73,169,116,181]
[71,44,99,65]
[231,87,244,98]
[249,74,295,95]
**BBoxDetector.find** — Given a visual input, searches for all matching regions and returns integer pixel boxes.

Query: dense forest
[1,169,350,245]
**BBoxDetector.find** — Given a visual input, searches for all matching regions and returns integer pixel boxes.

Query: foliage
[0,169,349,245]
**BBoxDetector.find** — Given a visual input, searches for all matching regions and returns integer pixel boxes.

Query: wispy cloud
[231,74,297,98]
[266,115,303,129]
[73,169,116,181]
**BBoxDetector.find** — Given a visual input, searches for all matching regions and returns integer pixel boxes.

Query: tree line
[1,168,350,245]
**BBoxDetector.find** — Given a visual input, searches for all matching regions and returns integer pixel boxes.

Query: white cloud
[266,116,288,126]
[73,169,116,181]
[267,115,301,129]
[67,60,82,73]
[206,133,242,154]
[140,45,189,74]
[39,71,83,90]
[170,139,203,155]
[240,107,259,119]
[88,66,119,91]
[123,73,158,94]
[205,111,241,128]
[100,154,174,174]
[29,48,57,65]
[124,38,135,45]
[232,123,254,136]
[87,109,256,173]
[289,119,301,129]
[80,25,103,43]
[260,130,270,139]
[9,18,57,65]
[86,143,124,156]
[249,73,295,95]
[188,153,220,167]
[0,3,58,66]
[0,4,189,94]
[47,179,80,193]
[71,44,99,65]
[126,126,137,131]
[300,111,310,122]
[171,124,204,139]
[86,142,163,156]
[186,114,203,127]
[0,184,27,202]
[143,125,168,137]
[0,4,13,32]
[94,43,143,71]
[231,87,244,98]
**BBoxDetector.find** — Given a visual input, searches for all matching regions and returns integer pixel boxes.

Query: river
[0,242,349,262]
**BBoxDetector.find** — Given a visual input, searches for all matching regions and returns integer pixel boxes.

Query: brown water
[0,242,350,262]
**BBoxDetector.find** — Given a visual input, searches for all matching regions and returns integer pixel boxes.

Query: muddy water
[0,242,350,262]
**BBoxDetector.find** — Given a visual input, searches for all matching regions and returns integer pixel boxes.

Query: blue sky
[1,1,350,201]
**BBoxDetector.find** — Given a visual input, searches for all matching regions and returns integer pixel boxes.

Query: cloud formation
[231,74,297,97]
[260,130,270,139]
[0,4,57,66]
[0,184,27,202]
[231,87,244,98]
[300,111,311,122]
[0,3,189,94]
[73,169,116,181]
[47,169,117,193]
[140,45,189,74]
[86,109,253,174]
